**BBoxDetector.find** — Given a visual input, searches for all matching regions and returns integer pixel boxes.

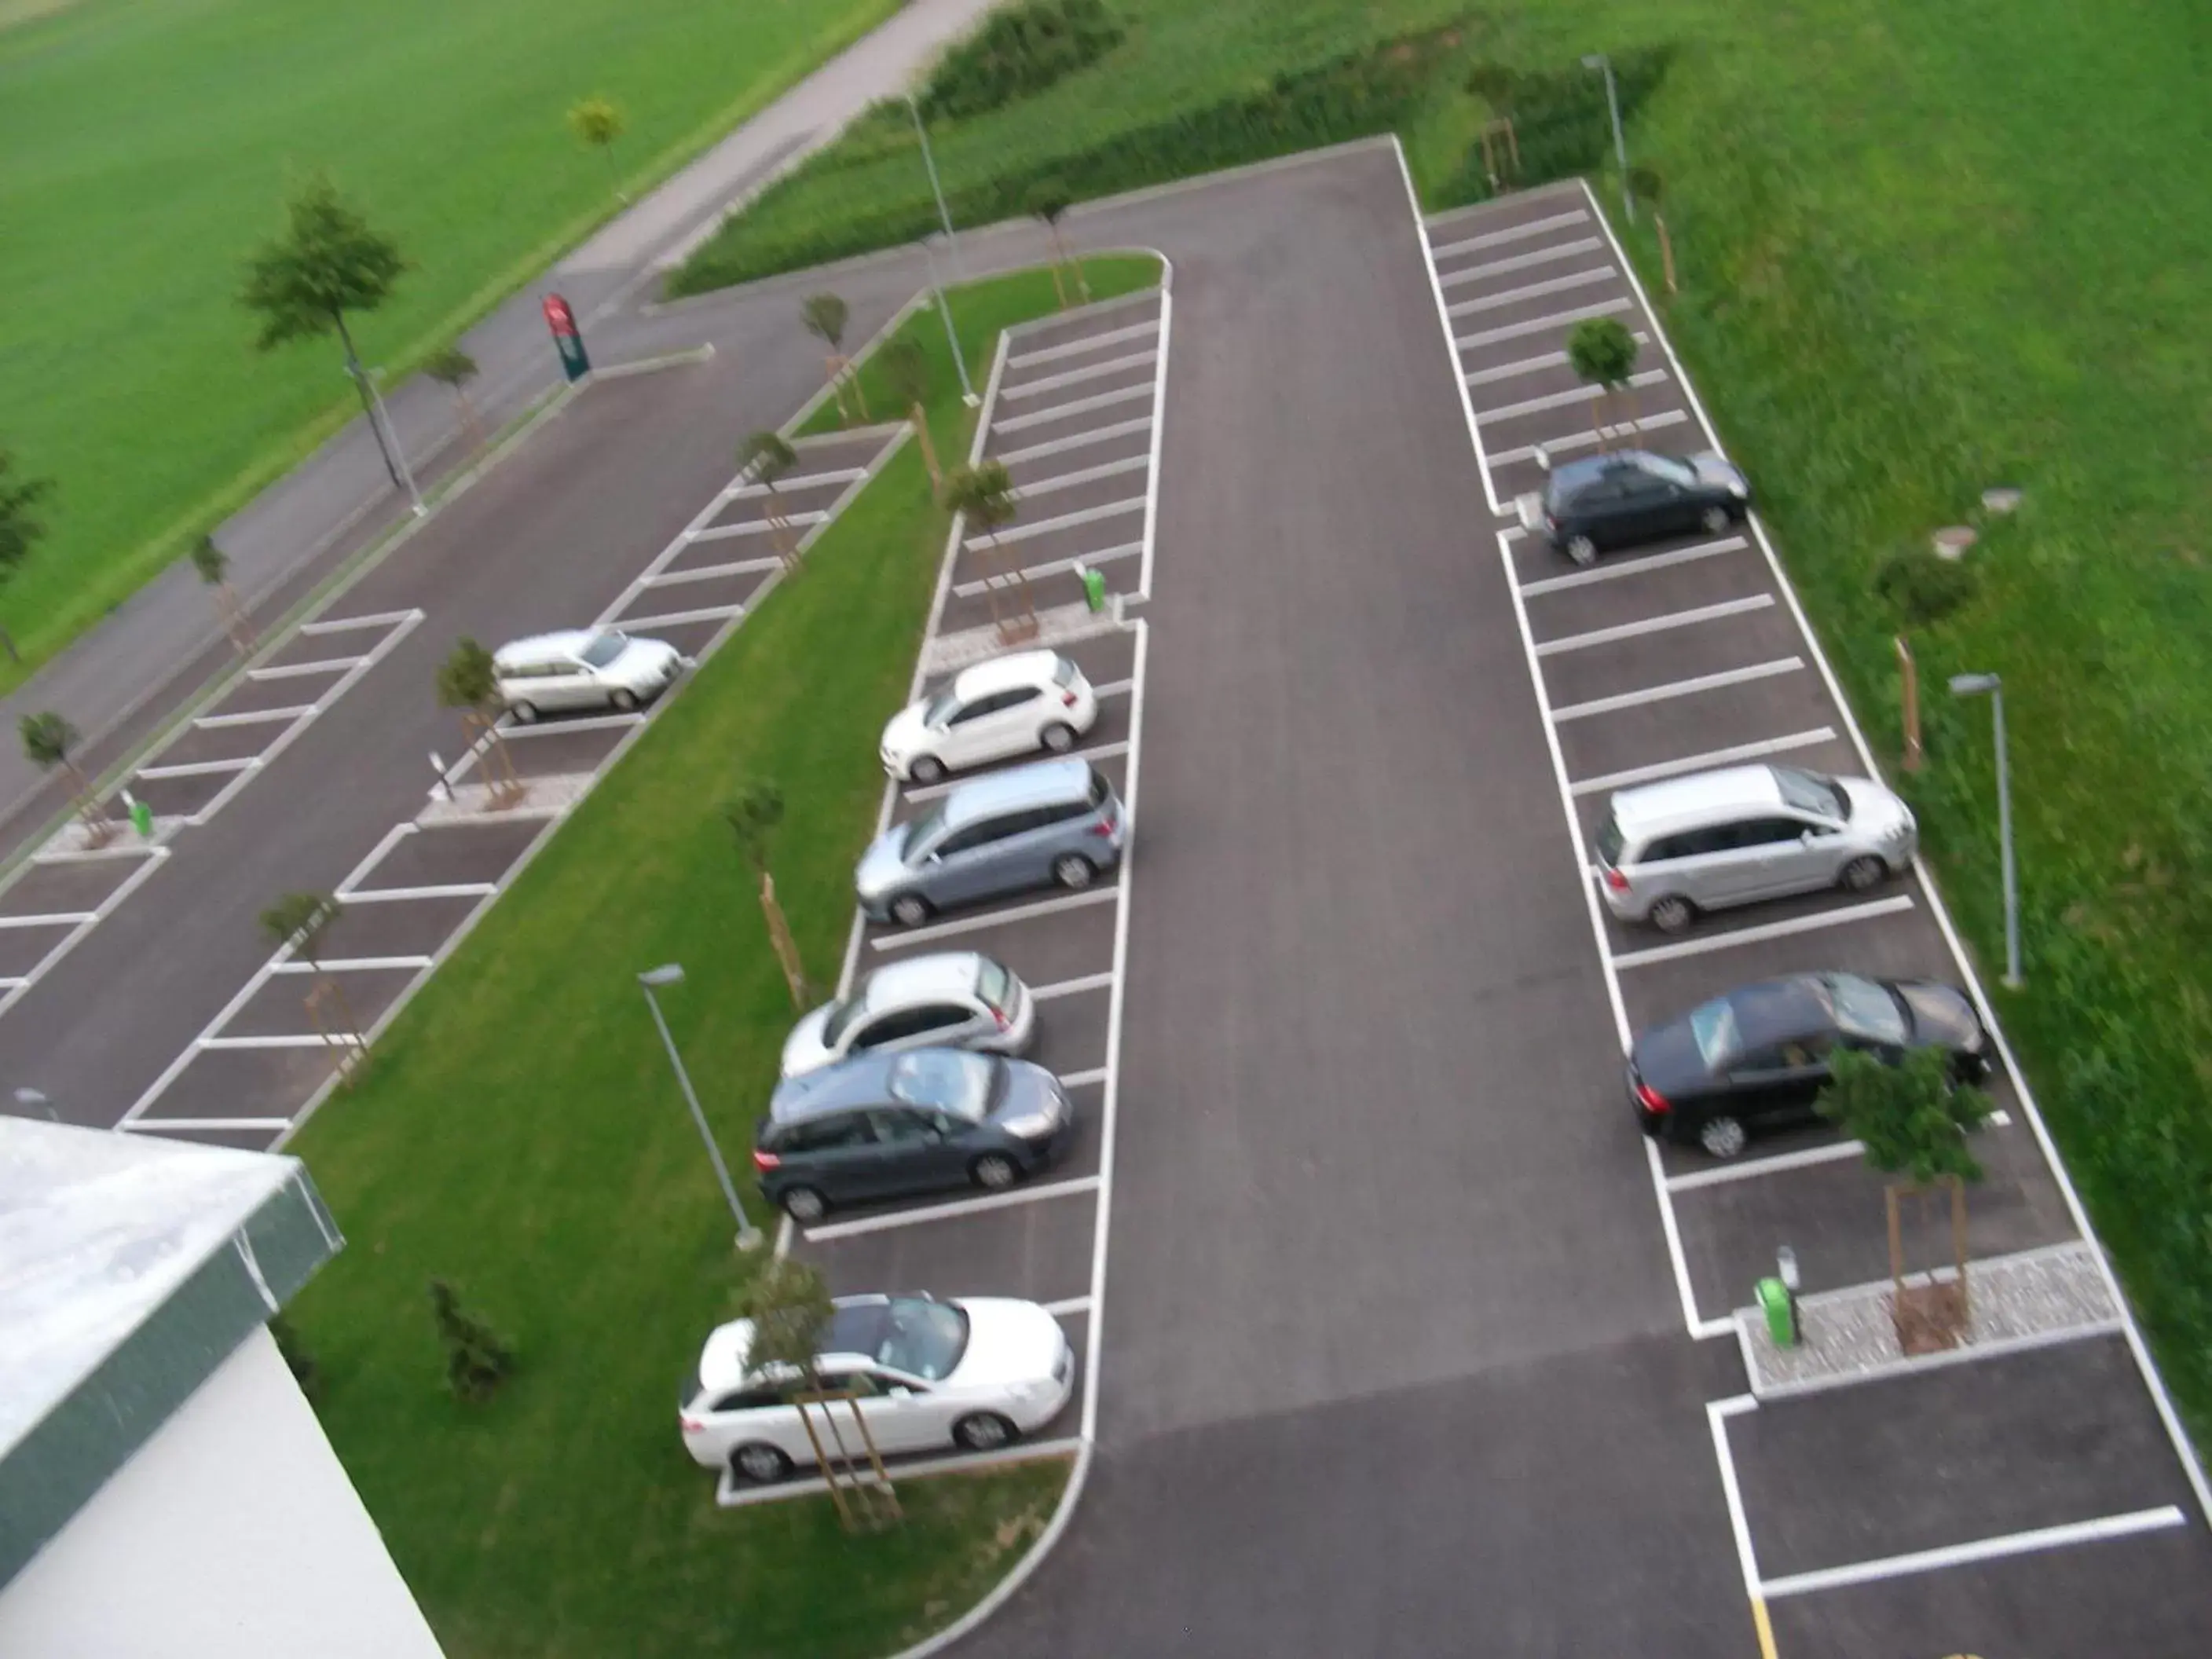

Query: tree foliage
[566,94,625,151]
[799,292,849,352]
[1627,163,1664,210]
[0,449,53,579]
[739,429,797,487]
[188,534,228,588]
[940,460,1017,537]
[1816,1046,1993,1185]
[880,339,931,411]
[239,174,407,353]
[423,344,478,390]
[436,636,500,716]
[430,1279,516,1404]
[917,0,1125,122]
[18,710,75,771]
[1566,317,1639,391]
[259,890,341,965]
[736,1256,833,1383]
[723,778,785,876]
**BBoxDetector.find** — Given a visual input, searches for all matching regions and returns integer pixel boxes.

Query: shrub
[920,0,1126,123]
[1449,49,1675,201]
[430,1279,515,1404]
[1874,547,1979,625]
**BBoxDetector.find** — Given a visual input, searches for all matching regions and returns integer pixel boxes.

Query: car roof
[1549,450,1662,492]
[933,757,1094,830]
[1723,976,1835,1046]
[768,1047,990,1122]
[1610,765,1785,838]
[496,629,605,662]
[698,1295,906,1390]
[861,952,983,1009]
[950,650,1064,698]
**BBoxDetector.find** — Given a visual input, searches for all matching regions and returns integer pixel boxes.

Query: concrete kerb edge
[1576,174,2212,1516]
[1744,1316,2129,1404]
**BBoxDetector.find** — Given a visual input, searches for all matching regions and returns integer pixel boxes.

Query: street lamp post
[906,93,962,268]
[637,965,763,1250]
[354,364,426,517]
[1948,672,2022,987]
[1582,53,1634,224]
[921,236,980,408]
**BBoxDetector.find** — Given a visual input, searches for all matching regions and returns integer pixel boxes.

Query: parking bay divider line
[1011,455,1152,501]
[1430,209,1591,258]
[1491,408,1690,468]
[717,1435,1085,1513]
[0,847,168,1022]
[1764,1506,2189,1602]
[193,705,315,731]
[1477,369,1669,424]
[1518,535,1749,599]
[991,382,1153,436]
[1456,295,1633,350]
[1464,335,1649,388]
[614,605,744,632]
[952,542,1139,601]
[200,1033,359,1051]
[1030,971,1115,1002]
[1447,266,1619,319]
[1438,236,1605,288]
[246,656,365,682]
[1550,657,1804,723]
[994,415,1153,469]
[1534,594,1774,657]
[998,350,1160,401]
[1611,895,1917,970]
[1005,319,1161,372]
[801,1174,1102,1243]
[269,954,434,975]
[119,1116,294,1134]
[0,910,96,929]
[1570,729,1837,797]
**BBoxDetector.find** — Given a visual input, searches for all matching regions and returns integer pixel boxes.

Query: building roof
[0,1119,341,1589]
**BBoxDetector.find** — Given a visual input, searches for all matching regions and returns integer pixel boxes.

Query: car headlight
[1730,481,1750,499]
[996,1095,1068,1141]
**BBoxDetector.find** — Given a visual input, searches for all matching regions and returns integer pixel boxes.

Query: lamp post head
[1582,52,1609,70]
[638,964,686,989]
[1948,672,2001,698]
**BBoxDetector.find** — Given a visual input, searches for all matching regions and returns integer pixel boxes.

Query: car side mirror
[888,1385,912,1398]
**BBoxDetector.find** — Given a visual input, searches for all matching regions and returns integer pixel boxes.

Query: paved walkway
[0,0,999,859]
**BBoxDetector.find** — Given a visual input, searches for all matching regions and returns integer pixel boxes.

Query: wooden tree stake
[1895,635,1924,771]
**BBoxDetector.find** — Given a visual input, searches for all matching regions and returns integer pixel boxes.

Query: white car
[780,951,1035,1079]
[493,628,681,722]
[679,1293,1075,1482]
[880,650,1097,784]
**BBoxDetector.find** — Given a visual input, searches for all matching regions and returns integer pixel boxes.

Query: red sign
[542,294,577,338]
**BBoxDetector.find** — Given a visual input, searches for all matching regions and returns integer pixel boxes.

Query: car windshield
[580,631,628,669]
[820,994,863,1045]
[976,957,1013,1013]
[1687,997,1743,1071]
[1773,766,1848,821]
[921,685,961,726]
[1640,452,1699,487]
[1826,973,1909,1044]
[900,804,949,858]
[887,1049,994,1120]
[874,1298,971,1381]
[1051,656,1078,687]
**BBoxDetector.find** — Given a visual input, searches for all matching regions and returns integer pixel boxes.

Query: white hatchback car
[680,1293,1075,1483]
[493,629,680,722]
[780,951,1035,1079]
[880,650,1097,784]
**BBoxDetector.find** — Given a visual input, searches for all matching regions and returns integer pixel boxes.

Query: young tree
[566,95,628,202]
[188,534,254,656]
[0,448,54,663]
[240,175,410,490]
[725,777,808,1007]
[1628,166,1677,295]
[941,460,1031,640]
[735,1253,833,1380]
[258,889,364,1075]
[1566,317,1641,451]
[423,343,482,449]
[800,293,867,422]
[1026,182,1088,306]
[1816,1046,1994,1351]
[738,430,803,568]
[21,712,108,846]
[434,636,522,804]
[879,339,939,489]
[429,1279,515,1404]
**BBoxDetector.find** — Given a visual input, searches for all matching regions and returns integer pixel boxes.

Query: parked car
[1628,972,1991,1158]
[1518,449,1752,566]
[881,650,1098,784]
[681,1292,1075,1481]
[1595,764,1917,933]
[856,758,1124,928]
[754,1047,1075,1221]
[781,952,1034,1079]
[493,628,680,721]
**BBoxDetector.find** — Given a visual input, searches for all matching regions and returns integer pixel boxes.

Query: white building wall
[0,1326,443,1659]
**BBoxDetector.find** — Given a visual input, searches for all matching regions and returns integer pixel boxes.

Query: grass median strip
[280,256,1152,1658]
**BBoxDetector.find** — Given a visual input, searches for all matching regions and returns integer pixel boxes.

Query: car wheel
[970,1152,1020,1191]
[1698,1116,1749,1159]
[1564,533,1599,568]
[1051,854,1097,891]
[731,1443,793,1484]
[610,688,639,713]
[1646,894,1696,934]
[953,1412,1017,1453]
[1701,505,1732,535]
[510,701,540,726]
[888,893,933,928]
[1839,855,1887,892]
[779,1186,829,1224]
[1039,722,1076,754]
[910,754,947,786]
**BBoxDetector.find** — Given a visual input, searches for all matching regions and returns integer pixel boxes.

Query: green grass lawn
[0,0,899,685]
[281,257,1153,1659]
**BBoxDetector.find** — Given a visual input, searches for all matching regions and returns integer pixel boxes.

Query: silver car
[780,952,1036,1078]
[856,759,1125,928]
[1595,764,1916,932]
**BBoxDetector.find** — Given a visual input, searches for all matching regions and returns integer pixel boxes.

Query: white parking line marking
[1520,535,1749,597]
[952,541,1140,599]
[1091,679,1133,700]
[802,1174,1101,1242]
[300,610,417,635]
[1612,895,1917,969]
[500,712,644,738]
[1012,455,1151,500]
[614,605,745,632]
[724,467,866,499]
[0,910,96,929]
[1491,408,1691,467]
[640,557,780,588]
[119,1116,292,1133]
[1431,210,1590,258]
[1042,1295,1093,1318]
[1030,971,1115,1002]
[1664,1114,2016,1192]
[193,705,314,730]
[688,514,825,544]
[1706,1398,1766,1606]
[994,416,1152,467]
[1571,729,1839,797]
[1464,335,1649,387]
[339,882,499,903]
[1006,319,1160,369]
[1551,657,1804,723]
[870,886,1119,949]
[1536,595,1774,657]
[1447,266,1617,317]
[1761,1507,2187,1600]
[0,976,23,989]
[269,955,434,974]
[974,496,1143,548]
[1457,296,1634,350]
[998,350,1158,401]
[247,656,363,681]
[1477,369,1669,423]
[137,756,258,781]
[717,1436,1083,1511]
[200,1034,357,1050]
[1438,237,1604,287]
[903,741,1130,803]
[992,382,1153,434]
[1057,1067,1106,1087]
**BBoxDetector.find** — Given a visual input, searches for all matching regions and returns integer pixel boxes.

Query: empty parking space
[224,964,421,1039]
[484,722,632,782]
[315,891,482,959]
[802,1183,1097,1310]
[344,819,540,892]
[131,1042,339,1123]
[0,920,80,980]
[0,855,146,917]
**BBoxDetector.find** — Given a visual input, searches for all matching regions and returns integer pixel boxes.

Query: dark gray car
[753,1048,1076,1222]
[1521,449,1752,566]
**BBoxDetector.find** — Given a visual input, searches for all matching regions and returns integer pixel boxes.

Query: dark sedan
[753,1047,1076,1222]
[1521,449,1752,566]
[1627,972,1990,1158]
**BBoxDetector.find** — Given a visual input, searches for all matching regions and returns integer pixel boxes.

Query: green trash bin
[1076,562,1107,613]
[1756,1276,1797,1347]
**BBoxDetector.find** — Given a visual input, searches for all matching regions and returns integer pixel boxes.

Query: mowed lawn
[0,0,895,679]
[282,259,1156,1659]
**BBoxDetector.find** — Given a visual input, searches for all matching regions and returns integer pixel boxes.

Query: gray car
[1595,764,1916,932]
[857,759,1125,928]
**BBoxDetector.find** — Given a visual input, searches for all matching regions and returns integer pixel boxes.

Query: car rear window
[1595,813,1625,867]
[1052,656,1078,687]
[1687,997,1742,1071]
[975,957,1013,1013]
[1087,768,1111,808]
[580,632,628,669]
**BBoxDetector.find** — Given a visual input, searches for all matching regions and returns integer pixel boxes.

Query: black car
[1525,449,1752,566]
[1627,972,1989,1159]
[753,1047,1075,1222]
